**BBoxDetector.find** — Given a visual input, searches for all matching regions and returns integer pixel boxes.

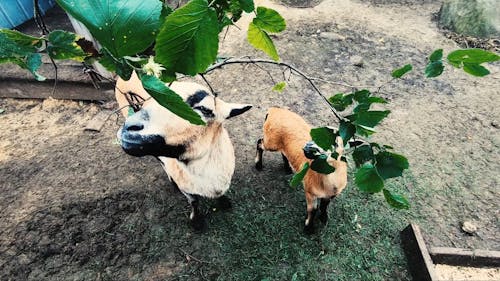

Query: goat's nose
[124,123,144,132]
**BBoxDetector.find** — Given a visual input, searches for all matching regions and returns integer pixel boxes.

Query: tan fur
[260,107,348,228]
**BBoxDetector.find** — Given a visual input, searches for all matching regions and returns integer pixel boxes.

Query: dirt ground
[1,0,499,280]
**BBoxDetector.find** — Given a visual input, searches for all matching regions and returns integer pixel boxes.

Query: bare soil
[1,0,499,280]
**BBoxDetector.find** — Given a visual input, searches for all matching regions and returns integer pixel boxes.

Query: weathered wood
[0,79,114,101]
[84,110,114,132]
[400,223,438,281]
[429,247,500,268]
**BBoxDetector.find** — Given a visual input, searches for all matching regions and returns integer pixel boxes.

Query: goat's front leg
[281,153,293,174]
[304,192,317,234]
[255,138,264,170]
[182,192,206,231]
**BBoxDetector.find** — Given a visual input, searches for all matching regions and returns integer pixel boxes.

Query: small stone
[350,55,364,67]
[324,68,332,73]
[491,120,498,128]
[461,221,478,235]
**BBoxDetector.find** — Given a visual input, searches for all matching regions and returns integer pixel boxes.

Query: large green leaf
[0,30,40,58]
[310,127,336,151]
[375,151,409,180]
[155,0,219,75]
[253,7,286,33]
[328,93,353,112]
[391,64,413,78]
[47,30,88,61]
[352,145,374,167]
[56,0,162,58]
[239,0,255,13]
[348,110,390,128]
[247,22,279,61]
[310,155,335,174]
[290,162,309,187]
[140,74,205,125]
[339,120,355,143]
[383,189,410,210]
[353,89,370,103]
[355,163,384,193]
[447,49,499,66]
[463,63,490,77]
[25,53,45,81]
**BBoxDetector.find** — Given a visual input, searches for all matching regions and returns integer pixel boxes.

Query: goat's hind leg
[304,192,318,234]
[281,153,293,174]
[318,196,335,223]
[255,138,264,170]
[182,192,206,231]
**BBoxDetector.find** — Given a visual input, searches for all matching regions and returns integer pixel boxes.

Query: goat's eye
[193,106,215,118]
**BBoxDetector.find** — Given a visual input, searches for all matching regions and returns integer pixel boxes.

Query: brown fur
[258,107,348,231]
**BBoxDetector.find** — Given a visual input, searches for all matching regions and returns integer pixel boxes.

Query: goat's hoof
[303,224,315,235]
[255,162,263,171]
[190,216,207,232]
[319,213,328,224]
[216,195,232,211]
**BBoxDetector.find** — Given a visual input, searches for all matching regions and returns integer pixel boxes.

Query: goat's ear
[217,99,252,119]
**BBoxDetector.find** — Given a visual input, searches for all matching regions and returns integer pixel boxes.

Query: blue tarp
[0,0,56,29]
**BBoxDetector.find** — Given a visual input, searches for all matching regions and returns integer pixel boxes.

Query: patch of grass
[167,170,413,281]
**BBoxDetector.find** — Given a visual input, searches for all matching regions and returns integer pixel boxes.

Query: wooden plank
[0,79,114,101]
[429,247,500,268]
[400,223,438,281]
[84,110,114,132]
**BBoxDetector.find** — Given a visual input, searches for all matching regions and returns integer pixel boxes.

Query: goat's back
[262,107,311,172]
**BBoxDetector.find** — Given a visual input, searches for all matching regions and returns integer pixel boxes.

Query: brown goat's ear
[217,99,252,119]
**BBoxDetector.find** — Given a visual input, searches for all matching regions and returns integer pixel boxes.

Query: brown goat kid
[255,107,347,233]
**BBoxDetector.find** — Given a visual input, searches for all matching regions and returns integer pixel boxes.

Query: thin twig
[204,58,345,121]
[199,74,216,96]
[33,0,58,96]
[178,248,211,264]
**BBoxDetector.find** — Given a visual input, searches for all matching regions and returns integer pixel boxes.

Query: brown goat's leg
[304,192,317,234]
[255,138,264,170]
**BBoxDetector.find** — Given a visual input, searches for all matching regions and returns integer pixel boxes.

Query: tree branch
[204,58,347,122]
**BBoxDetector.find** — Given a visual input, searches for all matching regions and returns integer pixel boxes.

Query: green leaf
[447,49,500,65]
[429,49,443,62]
[383,189,410,209]
[353,89,370,103]
[25,53,46,81]
[47,30,88,61]
[99,48,133,80]
[0,31,39,59]
[0,29,43,51]
[425,61,444,78]
[272,81,286,92]
[352,145,374,167]
[238,0,254,13]
[354,124,376,137]
[463,63,490,77]
[348,110,390,128]
[290,162,309,187]
[339,120,356,143]
[56,0,162,58]
[328,93,353,112]
[375,151,409,180]
[355,163,384,193]
[140,74,205,125]
[155,0,219,75]
[247,22,279,61]
[391,64,413,78]
[353,96,387,113]
[253,7,286,33]
[310,155,335,174]
[310,127,336,151]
